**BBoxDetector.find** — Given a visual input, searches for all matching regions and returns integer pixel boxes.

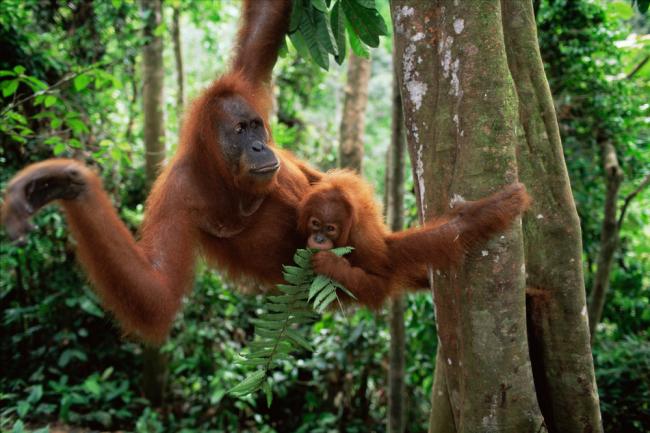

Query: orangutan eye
[235,123,245,134]
[325,225,336,233]
[310,218,321,229]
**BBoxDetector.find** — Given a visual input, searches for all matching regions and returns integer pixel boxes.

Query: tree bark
[428,348,455,433]
[171,6,184,121]
[587,141,623,340]
[142,0,165,186]
[501,2,603,432]
[339,53,371,173]
[140,0,167,407]
[392,2,544,432]
[386,60,406,433]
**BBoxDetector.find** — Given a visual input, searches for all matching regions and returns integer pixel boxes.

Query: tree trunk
[171,6,184,122]
[501,2,603,432]
[140,0,167,407]
[587,141,623,340]
[142,0,165,186]
[339,53,371,173]
[392,1,544,431]
[428,348,455,433]
[386,61,406,433]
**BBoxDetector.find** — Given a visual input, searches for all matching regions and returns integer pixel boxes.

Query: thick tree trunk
[386,62,406,433]
[339,53,371,173]
[428,348,455,433]
[587,141,623,339]
[140,0,167,407]
[391,2,544,432]
[501,2,603,432]
[171,6,184,120]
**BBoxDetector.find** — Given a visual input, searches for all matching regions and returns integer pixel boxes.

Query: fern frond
[229,247,354,404]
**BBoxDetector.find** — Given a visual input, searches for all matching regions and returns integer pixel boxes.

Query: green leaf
[285,272,309,285]
[229,370,266,396]
[263,381,273,407]
[283,265,305,276]
[293,250,313,268]
[53,141,66,155]
[2,79,19,97]
[289,0,304,32]
[313,282,335,307]
[27,385,43,404]
[289,30,315,63]
[286,329,314,351]
[309,274,330,300]
[17,401,30,418]
[22,75,48,91]
[44,95,57,108]
[11,420,25,433]
[314,7,338,56]
[73,74,93,91]
[256,328,282,338]
[331,1,347,64]
[311,0,328,12]
[316,291,338,312]
[277,284,307,295]
[299,10,329,69]
[8,111,26,124]
[237,357,270,367]
[331,246,354,256]
[66,118,89,134]
[84,376,101,396]
[250,319,285,330]
[13,65,26,75]
[259,311,291,321]
[341,0,387,47]
[333,280,357,299]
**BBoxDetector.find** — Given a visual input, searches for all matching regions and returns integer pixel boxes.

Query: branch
[0,62,110,119]
[617,173,650,229]
[626,54,649,80]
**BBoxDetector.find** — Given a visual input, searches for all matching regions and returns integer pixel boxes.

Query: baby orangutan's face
[306,216,340,250]
[300,190,352,250]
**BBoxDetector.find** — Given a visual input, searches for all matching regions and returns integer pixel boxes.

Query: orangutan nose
[314,233,327,244]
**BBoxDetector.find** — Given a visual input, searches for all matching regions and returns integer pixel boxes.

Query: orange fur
[299,171,532,308]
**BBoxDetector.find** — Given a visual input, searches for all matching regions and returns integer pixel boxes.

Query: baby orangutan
[297,171,531,308]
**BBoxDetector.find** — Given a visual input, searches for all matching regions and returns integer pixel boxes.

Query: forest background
[0,0,648,432]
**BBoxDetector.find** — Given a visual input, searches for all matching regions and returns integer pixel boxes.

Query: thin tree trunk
[125,60,138,142]
[142,0,165,185]
[501,2,603,432]
[339,53,371,172]
[386,60,406,433]
[392,2,544,432]
[171,6,184,121]
[587,141,623,339]
[140,0,167,407]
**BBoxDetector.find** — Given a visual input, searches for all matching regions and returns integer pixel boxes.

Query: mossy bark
[140,0,168,407]
[387,62,406,433]
[339,54,371,173]
[501,2,603,432]
[391,1,543,432]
